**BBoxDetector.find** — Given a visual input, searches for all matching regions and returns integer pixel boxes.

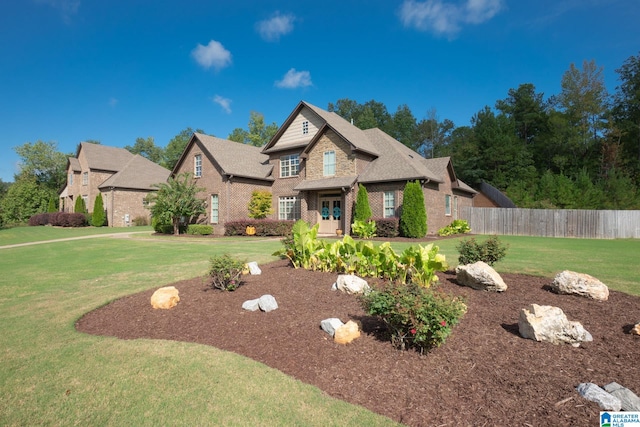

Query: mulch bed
[76,259,640,426]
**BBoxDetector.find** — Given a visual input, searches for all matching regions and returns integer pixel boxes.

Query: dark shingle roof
[195,133,273,181]
[99,155,171,190]
[294,176,358,191]
[68,157,81,172]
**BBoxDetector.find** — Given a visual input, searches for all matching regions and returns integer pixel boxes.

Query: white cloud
[35,0,81,23]
[275,68,313,89]
[191,40,232,71]
[399,0,503,37]
[213,95,232,113]
[256,12,296,42]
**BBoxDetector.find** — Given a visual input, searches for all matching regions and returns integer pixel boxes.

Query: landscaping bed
[76,259,640,426]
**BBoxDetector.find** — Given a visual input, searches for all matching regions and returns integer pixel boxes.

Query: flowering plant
[360,280,466,352]
[209,254,245,291]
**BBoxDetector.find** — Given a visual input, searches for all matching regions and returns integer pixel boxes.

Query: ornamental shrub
[209,254,245,291]
[438,219,471,236]
[187,224,213,235]
[456,235,508,266]
[360,281,466,352]
[374,217,399,238]
[248,190,274,219]
[399,181,427,238]
[91,193,106,227]
[354,184,372,222]
[74,196,87,215]
[351,219,377,239]
[47,198,57,213]
[224,219,293,236]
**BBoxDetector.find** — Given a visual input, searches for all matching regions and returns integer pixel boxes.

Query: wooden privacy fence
[461,207,640,239]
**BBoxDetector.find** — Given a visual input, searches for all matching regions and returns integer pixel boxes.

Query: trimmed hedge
[224,219,294,236]
[186,224,213,235]
[373,217,400,238]
[28,212,88,227]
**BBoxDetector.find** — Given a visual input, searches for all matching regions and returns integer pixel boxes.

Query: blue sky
[1,0,639,182]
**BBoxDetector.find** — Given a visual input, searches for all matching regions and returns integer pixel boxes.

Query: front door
[319,195,342,234]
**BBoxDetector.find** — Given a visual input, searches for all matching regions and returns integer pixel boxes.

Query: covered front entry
[318,193,343,234]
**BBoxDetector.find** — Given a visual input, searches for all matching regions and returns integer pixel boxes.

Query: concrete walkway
[0,231,152,250]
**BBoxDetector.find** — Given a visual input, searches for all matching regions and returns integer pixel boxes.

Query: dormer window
[194,154,202,178]
[302,121,309,135]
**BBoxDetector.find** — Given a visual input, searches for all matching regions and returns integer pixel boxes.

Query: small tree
[91,193,106,227]
[353,184,372,222]
[146,172,206,235]
[47,197,57,213]
[248,190,273,219]
[74,196,88,215]
[399,181,427,238]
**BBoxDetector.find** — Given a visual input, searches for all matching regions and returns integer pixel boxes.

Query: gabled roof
[78,142,135,172]
[262,101,379,156]
[190,133,273,181]
[358,128,442,184]
[68,157,81,172]
[294,176,358,191]
[99,155,171,191]
[423,156,477,195]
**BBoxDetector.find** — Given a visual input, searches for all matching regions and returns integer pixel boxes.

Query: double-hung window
[210,194,219,224]
[323,151,336,176]
[194,154,202,178]
[279,196,300,220]
[82,172,88,186]
[384,191,395,218]
[280,154,299,178]
[69,173,73,185]
[445,194,452,216]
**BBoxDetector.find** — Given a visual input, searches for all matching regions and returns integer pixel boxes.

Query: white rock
[550,270,609,301]
[242,298,260,311]
[258,294,278,312]
[455,261,507,292]
[577,383,622,411]
[247,261,262,275]
[333,275,371,294]
[604,382,640,411]
[518,304,593,346]
[320,318,344,337]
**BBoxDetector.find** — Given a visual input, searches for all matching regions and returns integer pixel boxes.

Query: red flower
[440,321,447,327]
[410,328,417,335]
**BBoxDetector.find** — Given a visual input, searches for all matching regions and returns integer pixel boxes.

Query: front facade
[59,142,171,227]
[174,101,476,235]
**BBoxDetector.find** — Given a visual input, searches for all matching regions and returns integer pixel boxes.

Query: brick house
[59,142,171,227]
[173,101,476,235]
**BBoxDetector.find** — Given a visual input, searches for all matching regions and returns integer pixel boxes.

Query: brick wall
[103,189,152,227]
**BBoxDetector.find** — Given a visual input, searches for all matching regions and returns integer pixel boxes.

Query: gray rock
[241,298,260,311]
[604,382,640,411]
[247,261,262,275]
[550,270,609,301]
[333,275,371,295]
[455,261,507,292]
[258,294,278,312]
[518,304,593,346]
[320,318,344,337]
[577,383,622,411]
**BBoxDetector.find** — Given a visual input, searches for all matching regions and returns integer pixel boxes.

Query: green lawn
[0,228,638,426]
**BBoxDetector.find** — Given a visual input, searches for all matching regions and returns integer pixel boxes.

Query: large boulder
[603,382,640,411]
[455,261,507,292]
[150,286,180,309]
[258,294,278,312]
[550,270,609,301]
[334,320,361,344]
[576,383,622,411]
[518,304,593,347]
[332,275,371,295]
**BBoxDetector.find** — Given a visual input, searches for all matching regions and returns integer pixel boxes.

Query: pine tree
[353,184,372,222]
[92,193,106,227]
[47,197,57,213]
[399,181,427,238]
[74,196,87,214]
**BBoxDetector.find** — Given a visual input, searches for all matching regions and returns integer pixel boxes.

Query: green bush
[399,181,427,238]
[74,196,87,215]
[91,193,106,227]
[47,198,57,213]
[456,235,508,266]
[247,190,273,219]
[132,216,149,226]
[187,224,213,235]
[208,254,245,291]
[438,219,471,236]
[224,219,293,236]
[354,184,372,222]
[351,219,376,239]
[152,216,186,234]
[360,281,466,352]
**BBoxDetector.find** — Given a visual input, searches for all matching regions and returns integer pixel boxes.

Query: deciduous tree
[125,137,164,164]
[147,172,206,235]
